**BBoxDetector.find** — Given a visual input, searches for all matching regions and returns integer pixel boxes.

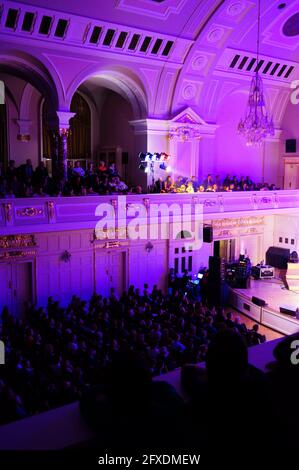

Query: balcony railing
[1,190,299,234]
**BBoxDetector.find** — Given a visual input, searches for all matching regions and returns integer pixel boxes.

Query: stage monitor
[252,296,266,307]
[279,305,297,317]
[266,246,290,269]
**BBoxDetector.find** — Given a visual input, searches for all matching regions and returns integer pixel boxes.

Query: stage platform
[229,279,299,335]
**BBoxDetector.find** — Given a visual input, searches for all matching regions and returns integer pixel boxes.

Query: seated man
[188,176,199,192]
[72,161,85,177]
[203,174,213,189]
[174,175,184,190]
[153,178,163,193]
[108,162,119,177]
[114,176,128,193]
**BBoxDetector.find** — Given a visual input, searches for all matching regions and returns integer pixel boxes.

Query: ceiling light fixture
[238,0,274,146]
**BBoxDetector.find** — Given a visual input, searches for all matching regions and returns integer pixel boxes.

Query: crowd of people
[154,173,278,193]
[0,159,143,198]
[0,159,278,198]
[0,281,265,426]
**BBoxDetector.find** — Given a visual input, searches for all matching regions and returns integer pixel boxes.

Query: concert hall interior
[1,0,299,461]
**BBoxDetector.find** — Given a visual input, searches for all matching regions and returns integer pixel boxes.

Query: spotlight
[145,152,153,161]
[160,152,170,161]
[152,152,161,161]
[159,162,167,170]
[138,163,146,171]
[138,152,146,160]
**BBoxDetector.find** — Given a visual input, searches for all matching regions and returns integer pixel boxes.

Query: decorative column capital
[56,111,76,136]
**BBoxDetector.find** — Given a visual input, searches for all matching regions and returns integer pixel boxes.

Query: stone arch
[66,66,148,119]
[0,50,64,109]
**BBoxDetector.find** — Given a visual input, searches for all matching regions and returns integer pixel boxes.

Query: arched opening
[68,93,91,164]
[0,101,8,170]
[0,54,59,171]
[70,72,146,186]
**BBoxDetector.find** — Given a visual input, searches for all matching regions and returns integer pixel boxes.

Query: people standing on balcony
[5,160,18,182]
[34,161,49,188]
[19,158,34,184]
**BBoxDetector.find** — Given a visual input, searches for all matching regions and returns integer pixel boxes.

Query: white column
[130,118,170,188]
[56,111,76,180]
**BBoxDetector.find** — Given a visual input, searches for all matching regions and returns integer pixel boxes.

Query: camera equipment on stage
[251,264,274,280]
[225,255,251,288]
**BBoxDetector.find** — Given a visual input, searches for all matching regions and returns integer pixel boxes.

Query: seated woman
[162,175,174,192]
[176,183,186,193]
[186,181,194,193]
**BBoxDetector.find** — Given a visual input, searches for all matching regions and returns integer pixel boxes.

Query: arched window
[176,230,192,240]
[68,93,91,161]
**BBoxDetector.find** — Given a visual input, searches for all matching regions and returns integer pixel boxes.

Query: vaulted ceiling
[1,0,299,124]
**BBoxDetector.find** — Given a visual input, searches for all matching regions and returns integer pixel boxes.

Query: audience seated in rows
[0,159,144,198]
[1,161,279,198]
[0,281,264,425]
[154,173,278,194]
[81,330,299,456]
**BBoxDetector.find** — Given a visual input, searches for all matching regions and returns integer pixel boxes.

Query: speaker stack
[203,225,213,243]
[208,256,228,307]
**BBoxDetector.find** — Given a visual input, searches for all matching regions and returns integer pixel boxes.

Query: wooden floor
[225,305,283,341]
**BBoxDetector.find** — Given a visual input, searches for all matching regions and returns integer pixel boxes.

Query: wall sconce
[61,250,71,262]
[145,241,154,253]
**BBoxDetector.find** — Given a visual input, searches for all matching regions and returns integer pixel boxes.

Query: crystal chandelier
[238,0,274,147]
[168,125,202,142]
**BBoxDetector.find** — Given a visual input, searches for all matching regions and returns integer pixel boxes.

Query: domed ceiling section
[3,0,299,124]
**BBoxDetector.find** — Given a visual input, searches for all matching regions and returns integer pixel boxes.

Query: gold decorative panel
[16,207,44,217]
[0,234,36,249]
[212,216,264,230]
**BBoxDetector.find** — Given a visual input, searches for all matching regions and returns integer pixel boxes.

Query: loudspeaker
[208,281,229,308]
[252,296,266,307]
[203,225,213,243]
[286,139,296,153]
[266,247,290,269]
[280,305,297,317]
[122,152,129,165]
[209,256,225,281]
